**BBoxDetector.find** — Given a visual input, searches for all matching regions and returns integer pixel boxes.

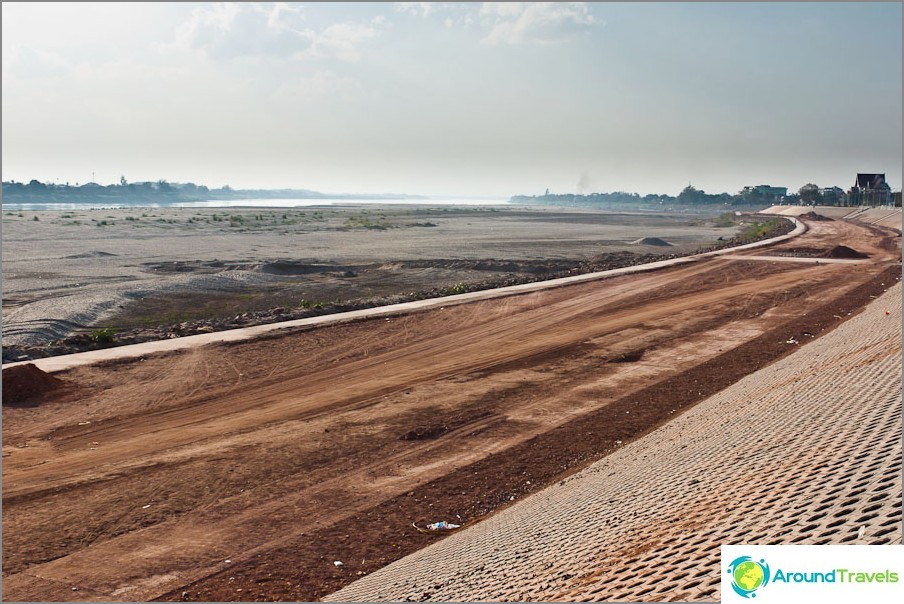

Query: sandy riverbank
[2,204,741,359]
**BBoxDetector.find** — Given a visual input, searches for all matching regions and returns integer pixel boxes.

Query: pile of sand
[2,363,65,406]
[631,237,673,247]
[824,245,869,259]
[799,211,834,222]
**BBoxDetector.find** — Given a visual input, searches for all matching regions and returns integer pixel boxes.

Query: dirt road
[2,216,899,602]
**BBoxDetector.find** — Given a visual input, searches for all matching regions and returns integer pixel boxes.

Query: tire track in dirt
[3,265,837,499]
[1,218,899,601]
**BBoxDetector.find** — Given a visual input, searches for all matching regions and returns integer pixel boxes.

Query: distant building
[849,173,892,206]
[740,185,788,203]
[820,186,845,205]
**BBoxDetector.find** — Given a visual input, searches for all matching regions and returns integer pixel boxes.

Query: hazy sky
[2,2,901,197]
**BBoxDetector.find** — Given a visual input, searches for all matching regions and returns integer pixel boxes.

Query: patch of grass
[712,212,737,228]
[734,218,789,243]
[298,299,325,310]
[90,328,117,343]
[345,213,394,230]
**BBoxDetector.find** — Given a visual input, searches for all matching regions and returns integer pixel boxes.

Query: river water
[2,197,510,211]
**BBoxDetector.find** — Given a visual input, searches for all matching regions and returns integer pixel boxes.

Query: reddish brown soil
[824,245,869,259]
[1,217,900,603]
[1,363,68,407]
[169,265,900,603]
[799,211,834,221]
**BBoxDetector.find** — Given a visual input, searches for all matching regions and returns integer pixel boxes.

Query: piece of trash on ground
[334,560,344,566]
[426,521,460,531]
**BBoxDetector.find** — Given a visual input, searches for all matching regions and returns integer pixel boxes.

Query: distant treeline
[1,179,426,203]
[512,186,789,209]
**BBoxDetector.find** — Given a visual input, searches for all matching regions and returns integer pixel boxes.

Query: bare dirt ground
[2,205,753,360]
[1,216,900,602]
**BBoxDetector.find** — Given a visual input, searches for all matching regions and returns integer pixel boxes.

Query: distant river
[2,197,510,211]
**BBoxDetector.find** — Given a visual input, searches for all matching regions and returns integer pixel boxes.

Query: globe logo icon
[727,556,770,598]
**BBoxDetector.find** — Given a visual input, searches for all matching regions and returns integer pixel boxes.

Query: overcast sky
[2,2,901,197]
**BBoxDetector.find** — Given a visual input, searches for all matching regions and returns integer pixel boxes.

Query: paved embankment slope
[762,205,901,230]
[327,282,903,602]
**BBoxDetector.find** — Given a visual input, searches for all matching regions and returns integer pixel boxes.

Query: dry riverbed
[2,204,768,361]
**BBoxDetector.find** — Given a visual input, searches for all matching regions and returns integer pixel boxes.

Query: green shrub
[90,328,117,343]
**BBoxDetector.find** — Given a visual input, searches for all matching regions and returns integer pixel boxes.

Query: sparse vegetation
[345,212,393,230]
[298,299,325,310]
[90,328,117,343]
[712,212,737,228]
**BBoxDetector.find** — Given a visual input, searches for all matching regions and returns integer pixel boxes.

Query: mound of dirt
[610,349,646,363]
[779,247,826,258]
[799,211,834,221]
[2,363,65,406]
[631,237,673,247]
[824,245,869,259]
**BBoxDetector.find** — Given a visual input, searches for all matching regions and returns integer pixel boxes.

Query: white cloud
[480,2,525,20]
[395,2,436,18]
[174,2,310,60]
[174,3,383,62]
[311,21,381,62]
[394,2,595,43]
[479,2,595,45]
[395,2,471,21]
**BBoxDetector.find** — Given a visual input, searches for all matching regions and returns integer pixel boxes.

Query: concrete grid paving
[326,282,903,602]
